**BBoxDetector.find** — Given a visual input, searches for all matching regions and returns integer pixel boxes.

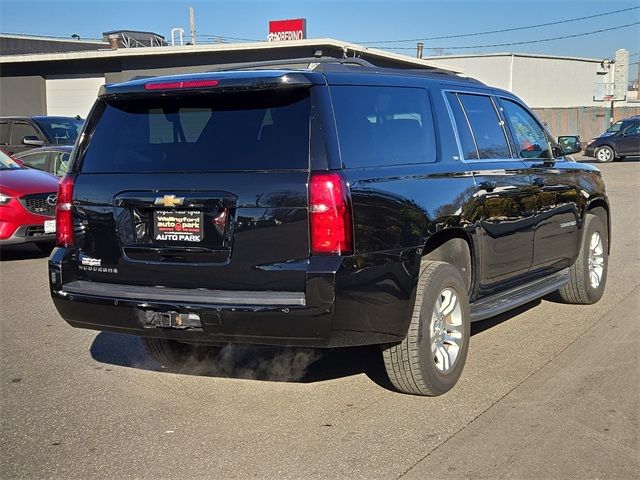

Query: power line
[383,22,640,51]
[358,6,639,44]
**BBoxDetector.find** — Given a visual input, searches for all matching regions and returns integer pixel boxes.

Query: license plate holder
[154,210,203,243]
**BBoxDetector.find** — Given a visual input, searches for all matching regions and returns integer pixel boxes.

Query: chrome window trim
[441,88,521,164]
[495,95,561,161]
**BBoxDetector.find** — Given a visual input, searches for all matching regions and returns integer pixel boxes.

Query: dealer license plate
[154,210,203,243]
[44,219,56,234]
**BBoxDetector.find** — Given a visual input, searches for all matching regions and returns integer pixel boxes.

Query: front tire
[558,208,608,304]
[595,145,615,163]
[382,261,470,396]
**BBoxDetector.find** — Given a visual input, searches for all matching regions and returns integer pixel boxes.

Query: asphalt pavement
[1,159,638,479]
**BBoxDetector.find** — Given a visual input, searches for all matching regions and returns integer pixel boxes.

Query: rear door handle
[533,177,545,187]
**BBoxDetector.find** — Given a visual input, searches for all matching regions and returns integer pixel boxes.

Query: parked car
[14,145,72,177]
[0,116,83,156]
[0,150,59,251]
[49,59,609,396]
[584,115,640,162]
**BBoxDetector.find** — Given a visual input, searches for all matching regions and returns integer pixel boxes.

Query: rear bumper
[49,247,419,347]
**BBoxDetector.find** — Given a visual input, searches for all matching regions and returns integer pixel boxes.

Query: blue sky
[1,0,638,72]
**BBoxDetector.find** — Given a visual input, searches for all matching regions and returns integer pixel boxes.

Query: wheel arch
[421,229,474,293]
[595,143,617,157]
[586,197,611,254]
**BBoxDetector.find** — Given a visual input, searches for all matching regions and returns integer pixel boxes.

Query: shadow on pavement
[0,244,50,262]
[90,300,541,390]
[470,299,541,335]
[90,331,394,390]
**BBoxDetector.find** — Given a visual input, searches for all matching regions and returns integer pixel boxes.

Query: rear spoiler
[98,71,325,98]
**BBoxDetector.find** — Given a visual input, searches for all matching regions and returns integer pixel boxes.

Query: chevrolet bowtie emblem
[154,194,185,207]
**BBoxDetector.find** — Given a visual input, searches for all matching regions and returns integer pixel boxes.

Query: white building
[422,51,633,108]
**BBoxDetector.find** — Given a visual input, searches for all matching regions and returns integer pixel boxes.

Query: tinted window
[18,151,49,171]
[501,99,552,159]
[622,122,639,136]
[34,118,83,145]
[330,86,435,168]
[0,121,9,144]
[458,94,511,159]
[10,122,39,143]
[80,90,310,173]
[447,92,479,160]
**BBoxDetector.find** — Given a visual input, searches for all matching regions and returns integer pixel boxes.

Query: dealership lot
[1,161,638,479]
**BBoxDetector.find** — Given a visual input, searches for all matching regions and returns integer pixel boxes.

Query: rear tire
[142,337,219,369]
[382,261,470,396]
[595,145,615,163]
[558,208,608,304]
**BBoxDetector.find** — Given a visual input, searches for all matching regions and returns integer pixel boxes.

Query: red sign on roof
[268,18,307,42]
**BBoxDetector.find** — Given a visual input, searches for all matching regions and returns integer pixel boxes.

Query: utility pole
[637,50,640,98]
[189,6,196,45]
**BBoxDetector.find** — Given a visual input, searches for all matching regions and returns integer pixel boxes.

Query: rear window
[80,89,310,173]
[330,86,435,168]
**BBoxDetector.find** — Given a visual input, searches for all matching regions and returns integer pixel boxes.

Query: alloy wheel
[429,287,464,373]
[588,231,605,289]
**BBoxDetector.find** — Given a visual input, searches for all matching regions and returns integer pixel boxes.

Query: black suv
[49,59,609,396]
[0,116,83,156]
[585,115,640,162]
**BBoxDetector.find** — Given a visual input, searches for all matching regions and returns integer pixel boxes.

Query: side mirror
[557,135,581,155]
[22,136,45,147]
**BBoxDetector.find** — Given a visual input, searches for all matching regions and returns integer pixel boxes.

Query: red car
[0,150,59,251]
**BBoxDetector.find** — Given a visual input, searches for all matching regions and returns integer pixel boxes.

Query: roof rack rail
[206,56,467,80]
[207,57,377,72]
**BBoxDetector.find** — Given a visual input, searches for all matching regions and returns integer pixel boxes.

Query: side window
[446,92,479,160]
[622,122,640,136]
[52,151,70,176]
[501,99,553,159]
[10,122,40,144]
[0,121,9,144]
[606,121,623,134]
[330,86,436,168]
[457,94,511,159]
[18,151,49,171]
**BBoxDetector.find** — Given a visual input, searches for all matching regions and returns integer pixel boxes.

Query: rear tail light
[309,172,353,255]
[56,174,75,247]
